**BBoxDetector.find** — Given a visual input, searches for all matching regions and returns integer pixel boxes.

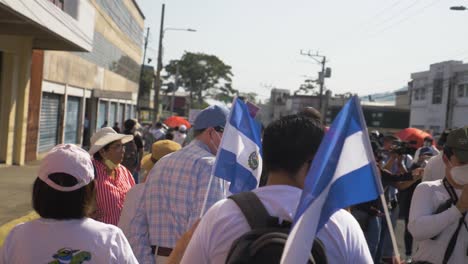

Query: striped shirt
[93,159,135,226]
[128,140,225,263]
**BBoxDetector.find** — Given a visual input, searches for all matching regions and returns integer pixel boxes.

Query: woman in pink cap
[88,127,135,226]
[0,144,138,263]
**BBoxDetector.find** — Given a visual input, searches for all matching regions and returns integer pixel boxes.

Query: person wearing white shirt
[409,127,468,264]
[422,152,446,182]
[174,125,188,145]
[413,137,440,164]
[0,144,137,264]
[180,114,372,264]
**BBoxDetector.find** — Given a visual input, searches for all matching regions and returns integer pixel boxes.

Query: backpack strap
[229,192,277,229]
[442,212,467,264]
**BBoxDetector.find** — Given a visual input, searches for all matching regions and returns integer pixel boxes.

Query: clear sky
[136,0,468,101]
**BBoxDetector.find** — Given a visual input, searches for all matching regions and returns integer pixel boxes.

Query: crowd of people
[1,104,467,264]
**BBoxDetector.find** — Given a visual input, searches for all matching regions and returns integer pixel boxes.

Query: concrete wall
[0,36,33,165]
[25,50,44,162]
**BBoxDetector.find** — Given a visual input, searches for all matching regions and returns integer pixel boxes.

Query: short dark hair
[92,142,113,161]
[193,128,206,138]
[263,115,324,177]
[165,131,174,140]
[298,107,323,122]
[32,173,96,219]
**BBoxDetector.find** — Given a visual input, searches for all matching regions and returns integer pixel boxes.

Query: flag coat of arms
[281,96,383,264]
[212,97,263,194]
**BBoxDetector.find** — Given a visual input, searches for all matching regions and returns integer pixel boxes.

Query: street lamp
[450,6,467,11]
[153,3,196,120]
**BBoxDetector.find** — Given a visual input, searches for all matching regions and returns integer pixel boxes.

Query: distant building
[160,91,189,118]
[409,60,468,134]
[0,0,95,165]
[326,104,409,133]
[395,89,410,109]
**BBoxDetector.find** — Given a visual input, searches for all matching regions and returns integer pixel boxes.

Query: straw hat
[141,140,181,172]
[88,127,133,155]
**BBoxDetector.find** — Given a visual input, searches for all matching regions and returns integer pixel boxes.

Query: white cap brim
[89,134,134,155]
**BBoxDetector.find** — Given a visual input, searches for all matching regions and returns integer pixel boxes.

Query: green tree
[164,52,235,108]
[294,79,317,95]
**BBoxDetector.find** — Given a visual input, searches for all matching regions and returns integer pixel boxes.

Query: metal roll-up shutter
[118,103,124,127]
[97,100,108,128]
[38,93,61,153]
[64,96,81,144]
[125,104,131,121]
[109,102,117,127]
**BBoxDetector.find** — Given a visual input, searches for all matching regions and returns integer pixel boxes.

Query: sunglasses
[214,126,224,133]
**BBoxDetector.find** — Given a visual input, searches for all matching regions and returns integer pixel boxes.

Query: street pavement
[0,162,39,225]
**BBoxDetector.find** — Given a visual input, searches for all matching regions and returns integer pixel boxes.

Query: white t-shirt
[0,218,138,264]
[408,180,468,264]
[118,184,145,239]
[422,152,445,182]
[180,185,372,264]
[174,132,187,145]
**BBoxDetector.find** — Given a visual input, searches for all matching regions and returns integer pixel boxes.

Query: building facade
[27,0,145,162]
[409,61,468,134]
[0,0,95,165]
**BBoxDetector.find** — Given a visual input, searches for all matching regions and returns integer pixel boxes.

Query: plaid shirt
[93,160,135,225]
[128,140,224,263]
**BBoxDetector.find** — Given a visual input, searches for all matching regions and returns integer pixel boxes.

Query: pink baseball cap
[38,144,94,192]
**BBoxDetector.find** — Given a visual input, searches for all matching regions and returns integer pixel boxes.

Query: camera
[390,140,415,156]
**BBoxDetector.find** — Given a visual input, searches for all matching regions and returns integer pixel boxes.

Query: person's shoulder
[417,179,443,189]
[327,209,361,229]
[82,218,123,235]
[414,179,443,196]
[202,197,244,224]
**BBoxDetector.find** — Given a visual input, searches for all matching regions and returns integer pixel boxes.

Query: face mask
[209,130,222,155]
[451,164,468,186]
[104,159,119,171]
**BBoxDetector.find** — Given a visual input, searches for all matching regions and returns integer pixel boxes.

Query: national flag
[212,97,263,194]
[281,96,383,264]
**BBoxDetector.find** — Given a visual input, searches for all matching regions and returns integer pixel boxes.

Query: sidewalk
[0,162,40,225]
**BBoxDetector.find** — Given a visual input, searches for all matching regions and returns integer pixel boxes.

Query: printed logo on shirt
[49,248,91,264]
[248,151,259,170]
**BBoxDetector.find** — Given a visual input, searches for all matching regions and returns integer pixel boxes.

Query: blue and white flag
[213,97,263,194]
[281,96,383,264]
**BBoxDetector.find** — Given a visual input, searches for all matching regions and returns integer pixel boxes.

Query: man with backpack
[179,114,372,263]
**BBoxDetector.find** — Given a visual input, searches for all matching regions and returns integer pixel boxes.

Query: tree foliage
[164,52,236,108]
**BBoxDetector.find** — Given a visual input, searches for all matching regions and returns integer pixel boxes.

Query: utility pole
[137,27,150,119]
[300,50,330,118]
[170,61,179,114]
[154,3,165,121]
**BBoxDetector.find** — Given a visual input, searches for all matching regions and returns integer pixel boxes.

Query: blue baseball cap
[193,105,229,130]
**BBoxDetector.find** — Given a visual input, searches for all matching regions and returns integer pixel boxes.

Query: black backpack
[225,192,328,264]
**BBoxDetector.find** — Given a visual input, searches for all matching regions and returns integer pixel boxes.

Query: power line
[366,0,443,38]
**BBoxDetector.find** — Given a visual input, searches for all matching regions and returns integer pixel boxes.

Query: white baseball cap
[179,125,187,132]
[38,144,95,192]
[88,127,134,155]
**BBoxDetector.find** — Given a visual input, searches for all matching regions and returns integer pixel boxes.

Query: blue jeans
[366,216,382,262]
[376,204,399,262]
[351,210,382,261]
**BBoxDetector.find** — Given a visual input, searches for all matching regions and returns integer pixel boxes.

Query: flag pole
[200,97,238,217]
[200,173,214,217]
[354,97,400,261]
[379,193,401,262]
